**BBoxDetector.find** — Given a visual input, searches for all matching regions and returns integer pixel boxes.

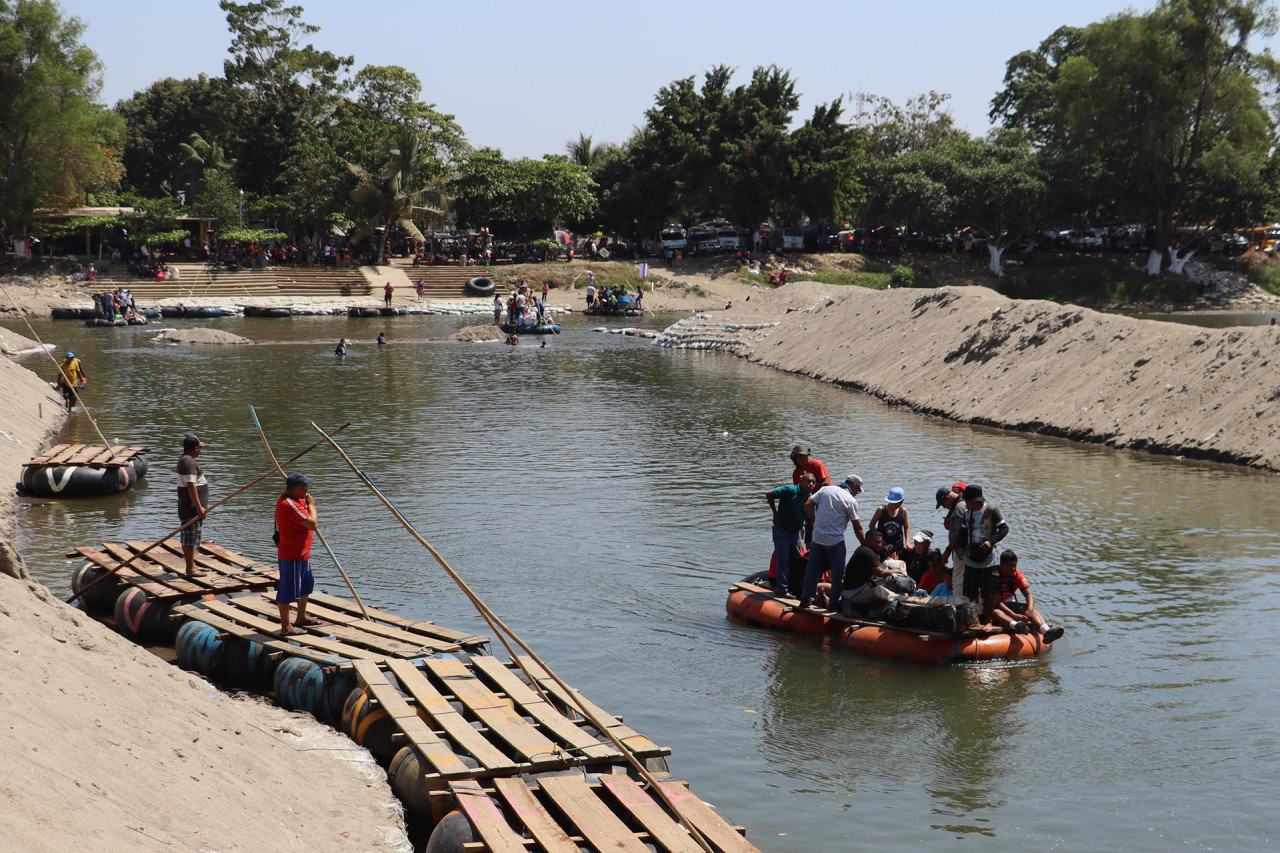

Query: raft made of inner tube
[727,580,1053,663]
[499,322,561,335]
[84,317,128,327]
[465,276,496,296]
[18,456,147,498]
[348,306,382,317]
[126,314,149,325]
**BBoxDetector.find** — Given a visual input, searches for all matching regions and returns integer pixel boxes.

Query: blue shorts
[276,559,314,604]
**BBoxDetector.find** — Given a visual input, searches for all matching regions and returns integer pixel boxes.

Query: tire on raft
[841,624,1049,663]
[341,686,400,766]
[498,323,561,335]
[464,276,496,296]
[175,619,229,680]
[726,582,842,635]
[260,307,293,318]
[389,746,480,826]
[425,811,478,853]
[114,586,177,642]
[18,459,146,498]
[219,635,279,689]
[126,314,149,325]
[51,307,79,320]
[272,656,355,724]
[348,307,382,318]
[160,306,184,318]
[70,562,121,612]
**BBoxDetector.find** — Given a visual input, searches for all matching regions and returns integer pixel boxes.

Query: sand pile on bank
[0,325,44,355]
[157,328,253,345]
[0,351,409,850]
[660,283,1280,472]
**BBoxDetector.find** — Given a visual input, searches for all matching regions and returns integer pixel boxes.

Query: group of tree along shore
[3,0,1277,286]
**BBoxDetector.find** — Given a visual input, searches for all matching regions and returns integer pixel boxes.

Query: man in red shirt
[990,550,1065,644]
[789,444,831,489]
[276,472,319,635]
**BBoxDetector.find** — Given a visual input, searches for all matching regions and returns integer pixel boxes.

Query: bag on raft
[884,598,979,633]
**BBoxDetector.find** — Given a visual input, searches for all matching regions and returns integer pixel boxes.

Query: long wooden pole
[0,281,118,461]
[249,406,368,619]
[65,423,351,605]
[310,423,716,853]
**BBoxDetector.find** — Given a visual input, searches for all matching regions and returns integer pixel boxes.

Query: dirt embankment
[657,283,1280,472]
[0,349,409,850]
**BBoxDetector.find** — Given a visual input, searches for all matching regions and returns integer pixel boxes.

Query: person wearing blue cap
[867,487,910,559]
[56,351,87,412]
[275,471,319,635]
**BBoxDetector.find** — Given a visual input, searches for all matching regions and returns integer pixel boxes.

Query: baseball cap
[912,530,933,544]
[789,444,810,459]
[952,481,967,494]
[844,474,864,489]
[182,434,206,451]
[935,487,951,508]
[285,472,314,489]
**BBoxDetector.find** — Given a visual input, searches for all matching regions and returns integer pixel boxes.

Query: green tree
[0,0,123,254]
[450,149,595,230]
[218,1,352,195]
[348,126,449,264]
[785,99,865,225]
[995,0,1279,275]
[566,132,604,169]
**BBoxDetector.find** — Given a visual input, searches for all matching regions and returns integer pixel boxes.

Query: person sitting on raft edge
[988,550,1065,644]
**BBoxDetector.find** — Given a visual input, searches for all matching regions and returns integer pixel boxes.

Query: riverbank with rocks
[0,338,409,850]
[656,282,1280,473]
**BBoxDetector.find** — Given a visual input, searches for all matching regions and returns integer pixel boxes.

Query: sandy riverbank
[0,348,410,849]
[656,282,1280,473]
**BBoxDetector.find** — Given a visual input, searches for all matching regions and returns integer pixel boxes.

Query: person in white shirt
[800,474,865,609]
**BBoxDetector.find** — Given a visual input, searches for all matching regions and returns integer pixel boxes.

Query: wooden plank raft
[26,444,147,469]
[445,775,761,853]
[72,539,278,601]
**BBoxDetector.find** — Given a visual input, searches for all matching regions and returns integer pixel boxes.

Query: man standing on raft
[276,472,320,636]
[176,434,209,577]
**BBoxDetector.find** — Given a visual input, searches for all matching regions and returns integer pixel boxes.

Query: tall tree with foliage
[994,0,1279,275]
[218,0,352,196]
[0,0,123,254]
[785,99,865,225]
[348,126,450,264]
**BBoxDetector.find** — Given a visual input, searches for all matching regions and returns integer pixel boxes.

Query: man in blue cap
[56,351,87,412]
[276,471,319,635]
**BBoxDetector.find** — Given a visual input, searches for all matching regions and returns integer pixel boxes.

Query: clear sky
[59,0,1253,160]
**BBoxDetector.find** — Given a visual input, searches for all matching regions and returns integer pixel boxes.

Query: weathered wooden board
[491,777,579,853]
[383,658,517,773]
[451,781,531,853]
[350,659,474,779]
[538,775,651,853]
[470,655,618,762]
[426,658,561,764]
[198,599,385,661]
[26,444,146,469]
[515,656,669,758]
[601,776,704,853]
[230,596,427,658]
[655,780,756,853]
[309,592,487,647]
[171,604,347,666]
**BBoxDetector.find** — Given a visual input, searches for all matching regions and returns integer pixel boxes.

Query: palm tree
[178,132,234,173]
[566,132,603,169]
[348,126,451,265]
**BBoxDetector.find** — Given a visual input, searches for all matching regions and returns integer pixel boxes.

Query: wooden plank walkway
[441,775,758,853]
[26,444,147,469]
[73,539,277,601]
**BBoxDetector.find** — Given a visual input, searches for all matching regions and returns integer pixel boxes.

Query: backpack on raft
[883,597,979,634]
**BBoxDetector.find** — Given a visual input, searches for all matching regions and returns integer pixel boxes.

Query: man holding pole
[176,434,209,577]
[56,351,87,413]
[276,471,319,635]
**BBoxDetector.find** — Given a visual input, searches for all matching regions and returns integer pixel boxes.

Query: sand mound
[157,328,253,345]
[0,324,44,355]
[659,283,1280,472]
[445,324,506,342]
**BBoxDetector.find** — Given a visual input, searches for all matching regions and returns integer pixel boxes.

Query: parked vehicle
[717,227,741,252]
[659,225,687,251]
[1210,232,1249,254]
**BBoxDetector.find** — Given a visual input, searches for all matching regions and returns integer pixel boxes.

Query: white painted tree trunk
[11,237,26,258]
[1145,248,1164,276]
[1167,247,1196,275]
[987,243,1007,277]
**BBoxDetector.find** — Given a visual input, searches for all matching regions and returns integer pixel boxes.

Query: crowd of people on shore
[583,270,643,313]
[765,445,1064,642]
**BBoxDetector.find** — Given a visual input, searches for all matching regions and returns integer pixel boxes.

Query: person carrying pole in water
[56,351,87,413]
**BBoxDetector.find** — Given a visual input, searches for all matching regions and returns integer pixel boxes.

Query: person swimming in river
[334,338,348,356]
[376,332,386,346]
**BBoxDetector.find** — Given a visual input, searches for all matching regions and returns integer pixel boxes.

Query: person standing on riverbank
[384,281,394,306]
[55,351,87,413]
[177,434,209,577]
[276,472,319,635]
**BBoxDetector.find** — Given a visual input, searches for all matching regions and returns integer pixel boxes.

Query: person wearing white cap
[902,529,934,582]
[868,487,910,558]
[800,474,865,609]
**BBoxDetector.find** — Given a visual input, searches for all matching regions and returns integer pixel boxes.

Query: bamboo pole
[65,423,351,605]
[310,423,716,853]
[0,280,119,461]
[249,405,368,619]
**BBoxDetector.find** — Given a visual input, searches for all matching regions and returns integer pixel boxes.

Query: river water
[12,312,1280,852]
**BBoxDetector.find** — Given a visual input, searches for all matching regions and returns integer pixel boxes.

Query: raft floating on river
[727,580,1052,664]
[499,321,561,335]
[19,444,148,498]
